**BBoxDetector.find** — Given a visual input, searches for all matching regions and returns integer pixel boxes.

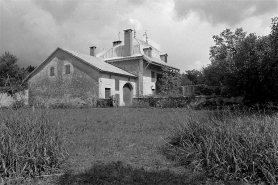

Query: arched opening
[123,83,133,106]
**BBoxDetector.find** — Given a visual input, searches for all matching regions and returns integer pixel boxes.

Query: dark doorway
[123,83,132,106]
[105,88,111,99]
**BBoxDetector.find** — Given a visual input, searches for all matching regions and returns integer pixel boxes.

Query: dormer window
[65,65,71,74]
[143,47,152,57]
[50,67,55,76]
[160,53,168,63]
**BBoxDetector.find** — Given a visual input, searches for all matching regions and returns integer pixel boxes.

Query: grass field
[1,107,277,184]
[53,108,207,184]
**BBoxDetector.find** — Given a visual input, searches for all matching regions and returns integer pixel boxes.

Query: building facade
[25,29,178,106]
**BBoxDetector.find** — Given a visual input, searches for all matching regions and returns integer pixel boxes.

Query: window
[115,79,119,91]
[128,78,130,81]
[109,75,112,79]
[151,71,155,82]
[105,88,111,99]
[50,67,55,76]
[65,65,70,74]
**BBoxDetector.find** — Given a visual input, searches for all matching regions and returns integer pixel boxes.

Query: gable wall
[28,50,99,107]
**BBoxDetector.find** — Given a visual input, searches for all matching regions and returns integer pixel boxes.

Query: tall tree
[202,16,278,103]
[0,52,27,93]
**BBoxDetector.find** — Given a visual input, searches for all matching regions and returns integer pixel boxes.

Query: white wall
[143,64,162,96]
[99,73,136,106]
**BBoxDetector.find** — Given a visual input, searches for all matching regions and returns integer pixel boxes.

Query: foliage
[0,52,35,94]
[197,17,278,103]
[194,84,221,96]
[184,69,204,85]
[96,98,113,107]
[157,67,182,96]
[165,111,278,184]
[0,109,67,179]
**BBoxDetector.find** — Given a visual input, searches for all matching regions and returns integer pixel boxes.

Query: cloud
[0,0,145,67]
[33,0,81,24]
[129,18,143,31]
[173,0,278,26]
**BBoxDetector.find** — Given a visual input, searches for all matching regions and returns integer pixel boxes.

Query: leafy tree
[207,28,246,88]
[184,69,204,85]
[25,65,36,73]
[157,67,181,96]
[201,16,278,103]
[180,73,192,86]
[0,52,28,93]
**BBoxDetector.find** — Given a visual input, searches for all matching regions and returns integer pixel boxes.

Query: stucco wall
[107,59,139,76]
[143,63,162,96]
[28,50,99,107]
[108,59,143,97]
[99,73,136,106]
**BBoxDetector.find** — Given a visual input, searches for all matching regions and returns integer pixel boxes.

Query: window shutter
[115,79,119,91]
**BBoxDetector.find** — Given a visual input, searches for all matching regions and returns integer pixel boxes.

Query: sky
[0,0,277,72]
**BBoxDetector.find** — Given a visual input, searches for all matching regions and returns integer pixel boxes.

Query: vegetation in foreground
[0,109,67,180]
[0,108,277,185]
[164,110,278,184]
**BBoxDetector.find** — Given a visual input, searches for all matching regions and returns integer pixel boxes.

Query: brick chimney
[123,29,133,57]
[113,40,122,47]
[90,46,96,57]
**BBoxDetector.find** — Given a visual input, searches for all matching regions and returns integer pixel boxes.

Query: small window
[128,78,130,81]
[50,67,55,76]
[105,88,111,99]
[109,75,112,79]
[151,71,155,82]
[115,79,119,91]
[65,65,70,74]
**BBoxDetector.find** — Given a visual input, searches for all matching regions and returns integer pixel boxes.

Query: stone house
[24,29,178,106]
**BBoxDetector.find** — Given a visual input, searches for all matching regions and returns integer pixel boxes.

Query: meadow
[1,107,277,184]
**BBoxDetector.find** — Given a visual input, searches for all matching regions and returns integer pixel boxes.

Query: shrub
[96,98,113,108]
[0,109,67,179]
[164,111,278,184]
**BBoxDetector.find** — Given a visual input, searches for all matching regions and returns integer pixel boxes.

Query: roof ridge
[61,48,136,77]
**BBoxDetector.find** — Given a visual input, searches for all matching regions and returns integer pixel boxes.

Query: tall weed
[166,110,278,184]
[0,109,67,179]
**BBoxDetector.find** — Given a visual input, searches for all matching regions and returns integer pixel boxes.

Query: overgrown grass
[164,110,278,184]
[0,109,67,180]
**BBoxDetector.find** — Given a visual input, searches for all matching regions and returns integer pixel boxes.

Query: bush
[96,98,113,108]
[164,111,278,184]
[0,109,67,179]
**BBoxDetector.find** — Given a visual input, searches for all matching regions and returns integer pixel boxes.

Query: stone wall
[28,51,99,107]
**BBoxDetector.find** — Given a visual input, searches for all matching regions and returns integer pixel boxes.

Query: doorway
[123,83,133,106]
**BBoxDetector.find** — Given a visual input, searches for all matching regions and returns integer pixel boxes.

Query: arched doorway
[123,83,133,106]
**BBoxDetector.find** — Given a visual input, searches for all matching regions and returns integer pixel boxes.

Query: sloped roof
[23,47,136,83]
[97,38,179,70]
[60,48,136,77]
